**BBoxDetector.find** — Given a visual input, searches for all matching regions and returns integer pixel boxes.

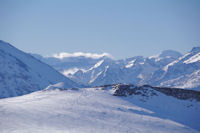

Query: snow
[0,40,79,98]
[103,66,109,77]
[162,53,189,71]
[44,82,71,90]
[125,60,135,68]
[149,50,182,62]
[159,50,200,89]
[160,70,200,90]
[89,71,103,84]
[92,60,104,69]
[0,87,199,133]
[184,52,200,64]
[62,68,79,76]
[64,49,186,87]
[32,46,200,90]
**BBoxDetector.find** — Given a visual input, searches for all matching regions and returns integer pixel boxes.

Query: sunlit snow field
[0,87,199,133]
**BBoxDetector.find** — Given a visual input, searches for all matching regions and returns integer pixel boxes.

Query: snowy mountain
[150,47,200,90]
[33,48,200,90]
[31,52,112,77]
[0,40,79,98]
[1,40,199,132]
[33,50,183,84]
[0,84,199,133]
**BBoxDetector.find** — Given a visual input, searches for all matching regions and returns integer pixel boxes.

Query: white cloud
[62,68,80,76]
[52,52,112,59]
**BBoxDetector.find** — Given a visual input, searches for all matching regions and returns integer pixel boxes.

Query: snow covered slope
[0,40,79,98]
[0,84,199,133]
[150,47,200,90]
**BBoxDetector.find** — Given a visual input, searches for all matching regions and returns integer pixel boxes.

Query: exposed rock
[151,86,200,101]
[112,84,158,98]
[109,84,200,101]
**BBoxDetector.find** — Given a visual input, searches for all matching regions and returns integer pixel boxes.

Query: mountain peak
[149,50,182,60]
[159,50,182,58]
[191,47,200,53]
[0,40,14,49]
[0,40,79,98]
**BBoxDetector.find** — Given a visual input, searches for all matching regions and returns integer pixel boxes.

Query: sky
[0,0,200,59]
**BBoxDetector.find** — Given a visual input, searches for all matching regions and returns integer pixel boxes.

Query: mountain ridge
[32,46,200,90]
[0,40,80,98]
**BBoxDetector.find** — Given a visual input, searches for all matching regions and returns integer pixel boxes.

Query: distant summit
[159,50,182,58]
[191,47,200,53]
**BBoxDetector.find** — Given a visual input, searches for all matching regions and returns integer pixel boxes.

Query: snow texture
[0,85,199,133]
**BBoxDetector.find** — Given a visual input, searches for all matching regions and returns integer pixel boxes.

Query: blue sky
[0,0,199,59]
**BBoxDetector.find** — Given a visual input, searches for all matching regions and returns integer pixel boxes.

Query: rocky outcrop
[112,84,158,97]
[107,84,200,101]
[151,86,200,101]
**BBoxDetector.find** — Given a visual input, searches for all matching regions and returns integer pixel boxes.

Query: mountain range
[0,40,200,132]
[32,47,200,90]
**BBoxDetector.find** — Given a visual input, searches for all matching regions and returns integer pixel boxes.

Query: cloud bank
[52,52,112,59]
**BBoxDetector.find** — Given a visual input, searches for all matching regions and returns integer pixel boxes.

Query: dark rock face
[152,86,200,101]
[109,84,200,101]
[112,84,158,98]
[113,84,135,96]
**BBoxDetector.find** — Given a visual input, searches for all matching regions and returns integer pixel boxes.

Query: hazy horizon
[0,38,198,60]
[0,0,200,59]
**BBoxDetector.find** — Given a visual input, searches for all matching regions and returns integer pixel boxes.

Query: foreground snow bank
[0,87,199,133]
